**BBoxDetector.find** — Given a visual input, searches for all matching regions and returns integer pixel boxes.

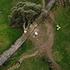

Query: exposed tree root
[8,50,39,70]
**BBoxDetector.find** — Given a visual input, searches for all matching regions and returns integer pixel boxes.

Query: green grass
[0,40,34,70]
[53,7,70,70]
[17,56,49,70]
[0,0,22,54]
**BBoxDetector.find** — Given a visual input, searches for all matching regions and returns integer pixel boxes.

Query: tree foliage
[10,1,42,29]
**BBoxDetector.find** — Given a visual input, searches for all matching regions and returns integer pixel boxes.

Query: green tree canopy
[10,1,42,29]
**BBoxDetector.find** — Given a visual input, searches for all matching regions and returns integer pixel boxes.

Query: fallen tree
[0,0,55,66]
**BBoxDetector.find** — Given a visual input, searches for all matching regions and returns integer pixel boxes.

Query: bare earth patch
[29,18,61,70]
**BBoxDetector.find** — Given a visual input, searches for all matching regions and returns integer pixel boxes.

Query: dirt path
[43,19,61,70]
[8,17,60,70]
[29,17,61,70]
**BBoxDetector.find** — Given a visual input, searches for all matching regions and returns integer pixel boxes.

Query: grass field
[17,56,49,70]
[0,40,35,70]
[0,0,70,70]
[53,7,70,70]
[0,0,22,54]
